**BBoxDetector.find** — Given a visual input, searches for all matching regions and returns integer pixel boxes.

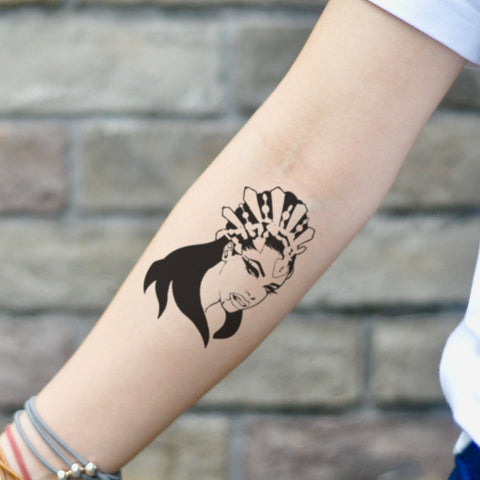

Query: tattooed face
[144,186,315,346]
[218,241,288,313]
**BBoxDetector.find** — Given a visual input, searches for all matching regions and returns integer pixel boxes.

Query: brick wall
[0,0,479,479]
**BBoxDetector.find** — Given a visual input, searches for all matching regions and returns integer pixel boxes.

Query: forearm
[4,0,465,477]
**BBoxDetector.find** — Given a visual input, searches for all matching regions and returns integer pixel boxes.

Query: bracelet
[5,424,32,480]
[0,442,23,480]
[14,397,122,480]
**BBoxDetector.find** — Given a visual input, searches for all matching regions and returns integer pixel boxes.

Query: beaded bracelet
[13,397,122,480]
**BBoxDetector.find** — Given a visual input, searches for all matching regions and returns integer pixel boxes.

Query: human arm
[1,0,465,477]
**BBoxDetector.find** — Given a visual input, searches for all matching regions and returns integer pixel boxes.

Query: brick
[0,0,58,4]
[246,413,459,480]
[301,216,480,309]
[200,315,363,407]
[0,13,222,114]
[235,21,316,112]
[0,123,68,213]
[443,69,480,109]
[371,316,459,405]
[0,220,158,312]
[385,112,480,208]
[78,120,238,212]
[85,0,325,5]
[123,415,229,480]
[0,415,10,430]
[0,315,78,408]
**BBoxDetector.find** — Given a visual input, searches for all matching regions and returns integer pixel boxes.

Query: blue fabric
[449,441,480,480]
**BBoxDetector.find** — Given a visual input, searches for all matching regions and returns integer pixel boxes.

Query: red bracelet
[5,424,32,480]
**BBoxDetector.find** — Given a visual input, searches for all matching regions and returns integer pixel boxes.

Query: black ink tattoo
[144,186,315,347]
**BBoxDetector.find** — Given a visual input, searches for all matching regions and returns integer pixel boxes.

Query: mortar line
[362,316,375,409]
[62,121,79,223]
[227,414,247,480]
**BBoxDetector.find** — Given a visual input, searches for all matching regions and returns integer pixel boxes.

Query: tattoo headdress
[215,186,315,277]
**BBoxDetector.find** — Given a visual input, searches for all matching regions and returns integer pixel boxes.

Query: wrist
[1,418,57,480]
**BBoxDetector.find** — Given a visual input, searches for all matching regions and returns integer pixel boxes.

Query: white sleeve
[464,242,480,337]
[366,0,480,67]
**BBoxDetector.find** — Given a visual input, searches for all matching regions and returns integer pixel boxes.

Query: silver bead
[70,463,83,478]
[84,462,98,477]
[57,470,69,480]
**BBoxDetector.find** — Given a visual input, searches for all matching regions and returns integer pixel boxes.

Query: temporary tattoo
[144,186,315,347]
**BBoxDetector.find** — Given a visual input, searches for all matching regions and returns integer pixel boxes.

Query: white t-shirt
[366,0,480,67]
[366,0,480,449]
[439,266,480,451]
[464,250,480,335]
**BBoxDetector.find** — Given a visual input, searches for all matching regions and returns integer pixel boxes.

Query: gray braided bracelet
[14,396,122,480]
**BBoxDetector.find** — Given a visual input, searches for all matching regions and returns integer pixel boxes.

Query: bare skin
[0,0,465,478]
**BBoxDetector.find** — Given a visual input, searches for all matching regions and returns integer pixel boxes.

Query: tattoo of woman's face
[218,241,287,312]
[144,186,315,347]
